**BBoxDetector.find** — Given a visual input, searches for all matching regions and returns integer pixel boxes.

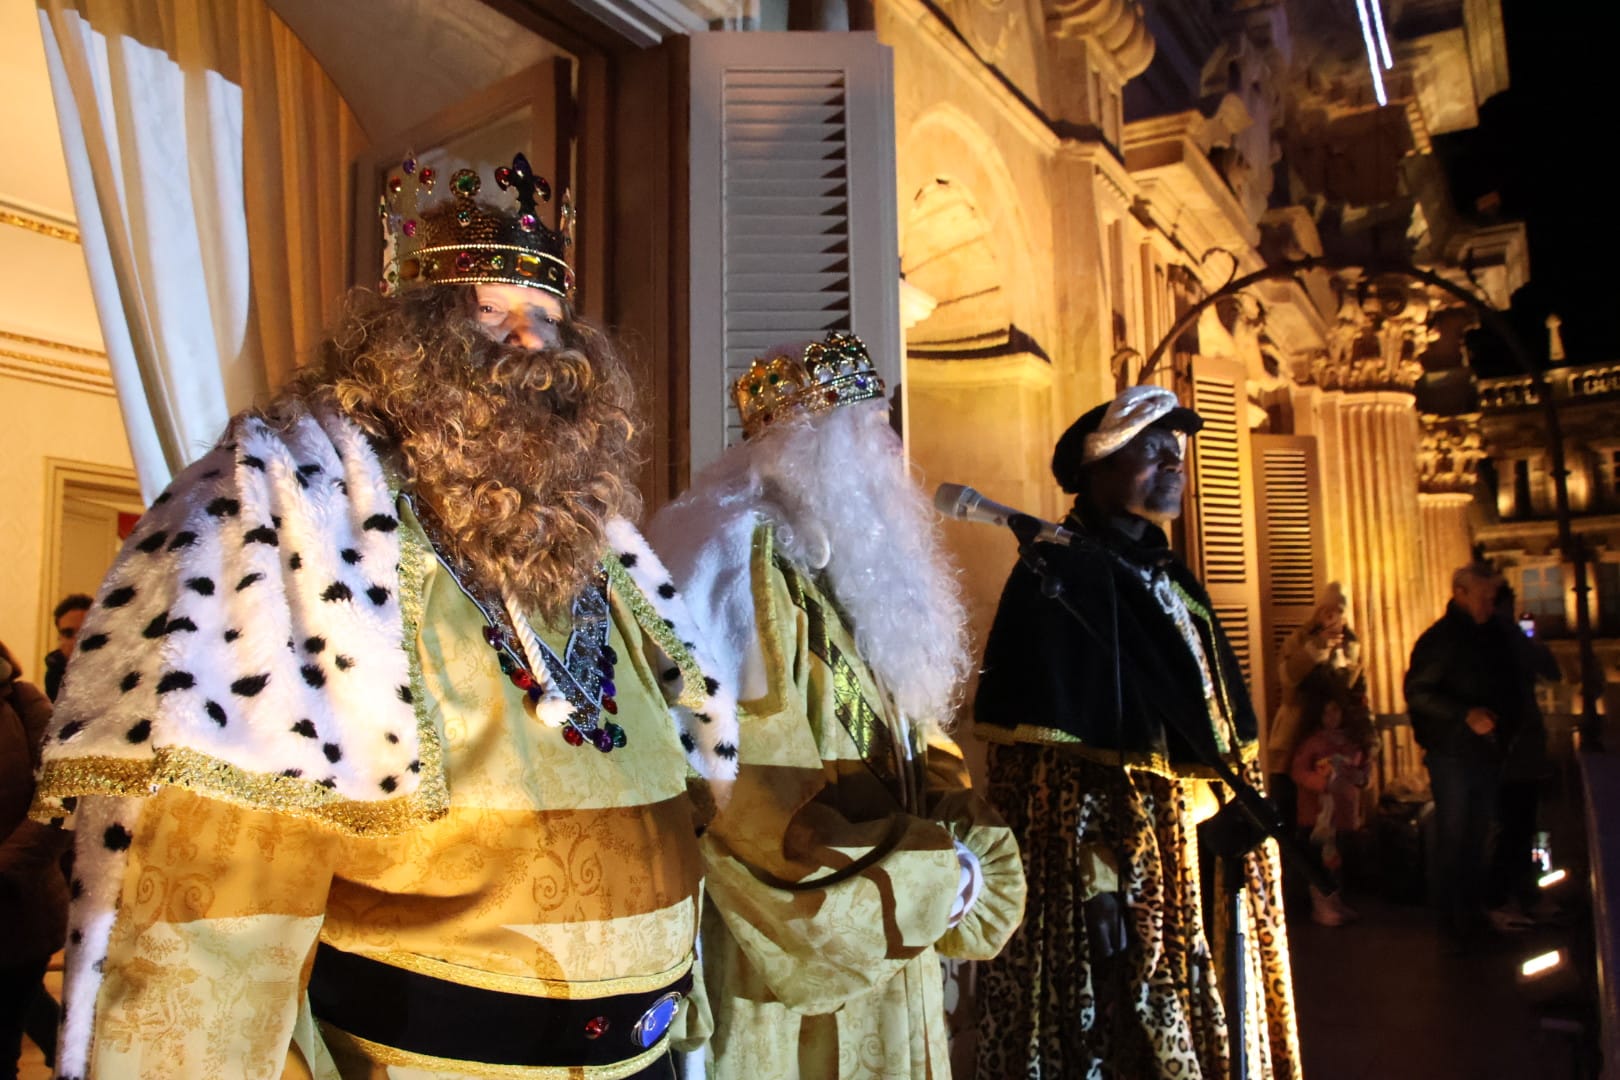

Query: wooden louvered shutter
[686,32,901,472]
[1186,356,1268,720]
[1253,433,1327,745]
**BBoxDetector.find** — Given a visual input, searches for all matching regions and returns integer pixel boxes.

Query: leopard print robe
[975,744,1300,1080]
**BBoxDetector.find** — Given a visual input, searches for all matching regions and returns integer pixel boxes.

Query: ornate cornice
[1418,411,1485,496]
[0,329,112,396]
[0,199,80,244]
[1042,0,1153,78]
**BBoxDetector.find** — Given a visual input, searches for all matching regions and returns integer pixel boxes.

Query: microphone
[933,483,1074,546]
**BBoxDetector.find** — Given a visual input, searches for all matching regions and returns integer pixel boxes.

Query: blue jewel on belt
[632,991,683,1048]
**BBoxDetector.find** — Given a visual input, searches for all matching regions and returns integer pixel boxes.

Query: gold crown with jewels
[732,332,887,439]
[379,152,574,300]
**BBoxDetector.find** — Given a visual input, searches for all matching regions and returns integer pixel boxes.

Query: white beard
[660,403,971,725]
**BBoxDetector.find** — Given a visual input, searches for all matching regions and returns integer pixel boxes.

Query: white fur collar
[34,408,738,838]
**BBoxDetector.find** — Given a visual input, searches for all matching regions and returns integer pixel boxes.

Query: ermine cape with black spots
[33,404,738,833]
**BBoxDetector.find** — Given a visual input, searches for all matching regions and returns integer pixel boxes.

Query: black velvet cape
[973,508,1259,778]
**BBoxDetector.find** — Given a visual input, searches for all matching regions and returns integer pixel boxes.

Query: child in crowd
[1291,678,1371,925]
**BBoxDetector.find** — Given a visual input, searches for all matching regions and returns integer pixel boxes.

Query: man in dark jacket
[1405,562,1544,940]
[974,386,1300,1080]
[41,594,92,703]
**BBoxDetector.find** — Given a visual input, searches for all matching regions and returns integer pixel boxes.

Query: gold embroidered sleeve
[86,787,341,1079]
[699,543,962,1015]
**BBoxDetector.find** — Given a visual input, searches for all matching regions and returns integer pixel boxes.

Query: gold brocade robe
[79,514,704,1079]
[696,527,1026,1080]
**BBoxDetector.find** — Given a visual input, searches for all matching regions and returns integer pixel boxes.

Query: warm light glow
[1354,0,1390,106]
[1522,950,1564,978]
[1540,869,1568,888]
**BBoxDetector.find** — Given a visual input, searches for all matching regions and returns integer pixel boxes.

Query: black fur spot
[397,685,413,704]
[341,548,362,564]
[298,462,323,477]
[363,514,398,533]
[103,586,137,608]
[657,582,677,599]
[79,633,110,652]
[201,468,222,480]
[679,732,696,753]
[142,612,171,639]
[156,671,194,694]
[323,582,353,602]
[281,768,304,778]
[695,712,713,725]
[240,454,266,471]
[715,742,738,760]
[291,719,317,738]
[704,676,720,696]
[272,515,282,529]
[57,720,86,742]
[185,576,215,596]
[289,553,303,571]
[385,732,400,744]
[662,668,679,682]
[126,719,152,743]
[301,664,326,688]
[205,700,227,726]
[70,929,82,945]
[662,618,675,629]
[619,552,638,568]
[294,471,310,489]
[379,776,398,793]
[165,617,198,635]
[304,636,326,654]
[205,497,240,517]
[319,778,337,790]
[167,531,198,551]
[236,572,264,591]
[323,742,343,763]
[231,674,270,697]
[335,655,355,671]
[366,585,390,606]
[103,824,132,851]
[135,530,168,553]
[243,525,279,547]
[224,629,241,643]
[336,479,348,495]
[407,759,421,773]
[119,671,142,693]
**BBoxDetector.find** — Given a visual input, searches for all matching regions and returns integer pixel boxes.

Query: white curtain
[38,0,361,502]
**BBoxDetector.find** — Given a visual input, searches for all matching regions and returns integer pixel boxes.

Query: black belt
[307,942,691,1069]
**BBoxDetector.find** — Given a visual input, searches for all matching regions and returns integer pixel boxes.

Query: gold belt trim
[975,721,1259,780]
[320,1021,670,1079]
[347,950,695,1001]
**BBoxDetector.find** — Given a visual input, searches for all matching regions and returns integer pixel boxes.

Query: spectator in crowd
[1266,583,1365,827]
[1,640,70,1079]
[1405,562,1544,944]
[1487,583,1560,928]
[1290,674,1371,926]
[41,594,93,703]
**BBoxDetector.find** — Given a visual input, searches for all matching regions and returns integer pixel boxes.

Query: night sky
[1448,2,1620,374]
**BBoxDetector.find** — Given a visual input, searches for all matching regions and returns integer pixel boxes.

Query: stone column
[1311,278,1431,784]
[1418,411,1486,614]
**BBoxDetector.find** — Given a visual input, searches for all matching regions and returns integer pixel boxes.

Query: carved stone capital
[1311,275,1429,392]
[1418,412,1486,496]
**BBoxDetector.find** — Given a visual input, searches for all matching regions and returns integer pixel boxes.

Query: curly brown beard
[271,285,641,623]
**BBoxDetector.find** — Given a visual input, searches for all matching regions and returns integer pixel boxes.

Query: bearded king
[649,336,1027,1079]
[31,153,737,1080]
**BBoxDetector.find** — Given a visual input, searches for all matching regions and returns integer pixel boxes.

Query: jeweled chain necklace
[403,495,626,753]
